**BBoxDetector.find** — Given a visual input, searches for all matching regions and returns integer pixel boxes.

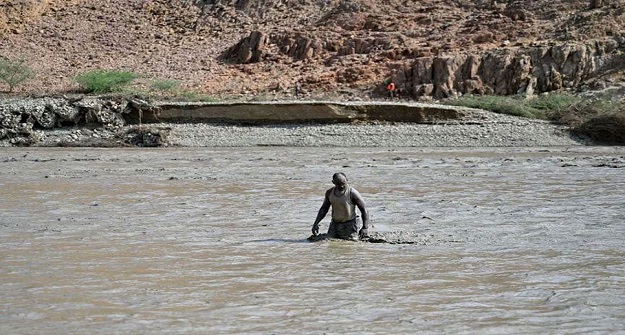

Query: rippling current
[1,147,624,334]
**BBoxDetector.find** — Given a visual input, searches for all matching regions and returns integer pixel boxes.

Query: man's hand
[312,223,319,236]
[359,227,369,239]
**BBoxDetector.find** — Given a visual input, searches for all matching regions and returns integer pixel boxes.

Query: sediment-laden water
[1,147,624,334]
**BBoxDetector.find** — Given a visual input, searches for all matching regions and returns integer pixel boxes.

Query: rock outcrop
[225,31,625,100]
[0,96,154,145]
[398,37,625,99]
[2,0,623,99]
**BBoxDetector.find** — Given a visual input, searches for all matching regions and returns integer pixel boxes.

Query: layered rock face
[221,0,625,99]
[225,30,625,99]
[404,37,625,99]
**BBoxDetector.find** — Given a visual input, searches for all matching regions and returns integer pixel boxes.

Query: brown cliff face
[405,40,625,100]
[0,0,624,99]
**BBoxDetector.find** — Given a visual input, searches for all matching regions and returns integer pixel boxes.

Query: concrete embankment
[148,101,469,124]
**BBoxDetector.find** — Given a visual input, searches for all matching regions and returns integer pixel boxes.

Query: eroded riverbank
[0,96,592,147]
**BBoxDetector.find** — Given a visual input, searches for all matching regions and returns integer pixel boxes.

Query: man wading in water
[311,173,370,241]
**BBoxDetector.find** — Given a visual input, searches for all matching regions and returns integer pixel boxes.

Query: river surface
[1,147,625,334]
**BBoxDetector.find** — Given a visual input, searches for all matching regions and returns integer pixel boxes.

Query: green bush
[0,57,36,92]
[574,112,625,144]
[549,97,622,125]
[565,99,625,144]
[74,70,138,93]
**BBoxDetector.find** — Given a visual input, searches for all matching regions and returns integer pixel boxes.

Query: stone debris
[0,96,158,146]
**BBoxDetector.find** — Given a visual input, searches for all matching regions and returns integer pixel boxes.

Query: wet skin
[312,173,369,240]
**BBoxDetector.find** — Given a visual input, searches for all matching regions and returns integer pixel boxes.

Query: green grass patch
[444,95,546,119]
[150,79,181,92]
[74,70,138,93]
[444,93,584,120]
[527,93,582,114]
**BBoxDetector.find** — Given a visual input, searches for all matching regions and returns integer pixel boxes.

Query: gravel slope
[163,110,588,147]
[3,119,585,148]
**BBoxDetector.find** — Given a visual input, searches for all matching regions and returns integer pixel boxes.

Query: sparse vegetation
[150,79,181,93]
[444,93,588,120]
[74,70,138,93]
[444,92,625,144]
[0,56,36,92]
[563,98,625,144]
[177,90,217,102]
[527,93,583,115]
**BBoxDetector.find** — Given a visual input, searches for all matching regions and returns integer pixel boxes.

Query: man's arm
[352,189,369,238]
[312,190,331,235]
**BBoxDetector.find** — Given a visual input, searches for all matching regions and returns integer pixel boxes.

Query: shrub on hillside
[74,70,138,93]
[574,113,625,144]
[0,56,36,92]
[567,99,625,144]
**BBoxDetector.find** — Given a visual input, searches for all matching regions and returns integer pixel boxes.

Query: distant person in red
[386,81,396,99]
[312,173,369,240]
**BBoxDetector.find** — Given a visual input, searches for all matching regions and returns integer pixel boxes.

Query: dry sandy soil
[1,0,624,99]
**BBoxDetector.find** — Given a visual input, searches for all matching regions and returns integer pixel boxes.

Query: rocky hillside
[0,0,624,100]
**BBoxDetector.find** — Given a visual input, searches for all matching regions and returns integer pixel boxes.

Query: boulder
[223,30,268,63]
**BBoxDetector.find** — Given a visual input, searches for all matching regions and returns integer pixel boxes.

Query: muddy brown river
[1,146,625,334]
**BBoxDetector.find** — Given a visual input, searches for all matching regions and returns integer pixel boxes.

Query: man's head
[332,172,348,188]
